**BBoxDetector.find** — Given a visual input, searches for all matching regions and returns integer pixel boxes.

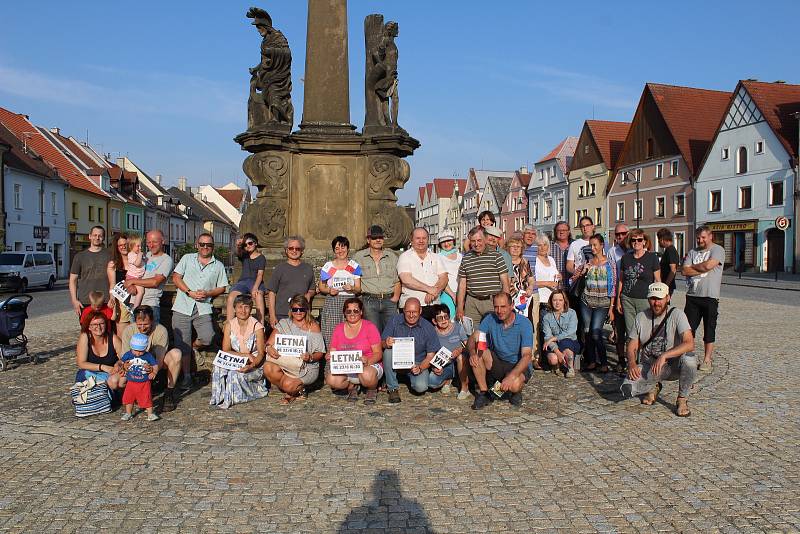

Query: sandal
[641,382,662,405]
[279,395,296,406]
[347,387,359,402]
[675,396,691,417]
[363,389,377,404]
[297,388,308,401]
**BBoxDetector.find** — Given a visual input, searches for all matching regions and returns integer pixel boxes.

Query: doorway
[766,228,785,272]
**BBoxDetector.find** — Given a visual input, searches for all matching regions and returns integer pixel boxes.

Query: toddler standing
[120,333,160,421]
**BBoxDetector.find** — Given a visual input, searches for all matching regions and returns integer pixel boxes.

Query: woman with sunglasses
[431,304,470,400]
[263,295,325,405]
[75,310,125,390]
[325,298,383,404]
[210,294,269,409]
[319,236,362,349]
[617,229,661,344]
[227,233,267,323]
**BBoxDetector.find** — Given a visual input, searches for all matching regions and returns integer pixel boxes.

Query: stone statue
[364,15,404,134]
[246,7,294,131]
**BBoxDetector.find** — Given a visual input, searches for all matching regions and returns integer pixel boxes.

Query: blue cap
[130,333,149,352]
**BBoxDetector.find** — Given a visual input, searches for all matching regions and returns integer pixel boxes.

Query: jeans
[621,294,650,336]
[362,296,398,335]
[409,364,455,393]
[152,306,161,326]
[579,302,609,366]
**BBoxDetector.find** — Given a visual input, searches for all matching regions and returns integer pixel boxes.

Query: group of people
[67,213,725,419]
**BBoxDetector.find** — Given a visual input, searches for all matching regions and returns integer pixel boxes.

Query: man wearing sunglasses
[265,236,316,328]
[171,233,229,390]
[352,225,400,333]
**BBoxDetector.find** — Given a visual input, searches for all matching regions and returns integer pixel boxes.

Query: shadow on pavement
[337,469,432,533]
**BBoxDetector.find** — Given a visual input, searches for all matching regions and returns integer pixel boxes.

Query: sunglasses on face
[290,307,307,313]
[344,309,361,315]
[198,242,214,248]
[631,238,645,243]
[245,241,256,246]
[286,246,302,252]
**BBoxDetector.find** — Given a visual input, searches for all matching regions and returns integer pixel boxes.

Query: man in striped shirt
[456,226,510,327]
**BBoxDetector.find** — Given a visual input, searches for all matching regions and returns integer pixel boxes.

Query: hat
[647,282,670,299]
[484,225,502,238]
[367,225,385,238]
[438,230,455,244]
[130,333,149,352]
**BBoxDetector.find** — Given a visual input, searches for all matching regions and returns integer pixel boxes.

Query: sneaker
[441,383,452,395]
[161,389,177,412]
[471,392,492,410]
[364,389,377,405]
[457,389,472,401]
[387,389,401,404]
[509,392,523,407]
[178,374,193,391]
[147,413,160,422]
[347,388,359,402]
[566,368,575,378]
[120,413,132,421]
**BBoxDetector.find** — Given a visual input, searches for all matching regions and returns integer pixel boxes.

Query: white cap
[647,282,670,299]
[438,230,455,244]
[484,225,502,238]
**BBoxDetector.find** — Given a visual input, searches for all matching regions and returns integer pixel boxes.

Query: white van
[0,252,57,292]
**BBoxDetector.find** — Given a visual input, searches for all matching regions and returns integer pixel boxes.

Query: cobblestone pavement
[1,293,798,533]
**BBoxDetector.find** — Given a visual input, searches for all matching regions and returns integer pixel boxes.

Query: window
[574,210,582,228]
[635,168,642,182]
[595,207,602,226]
[111,208,120,229]
[127,213,141,231]
[88,205,95,222]
[633,199,643,220]
[556,198,564,218]
[738,186,752,209]
[755,140,764,154]
[578,185,585,197]
[646,138,654,158]
[539,170,545,181]
[674,194,686,217]
[674,232,685,258]
[709,190,722,212]
[621,171,628,184]
[721,146,730,160]
[584,145,589,154]
[590,183,595,196]
[655,196,666,218]
[544,200,552,218]
[13,184,21,209]
[51,192,57,214]
[655,163,663,179]
[670,160,679,176]
[616,201,625,221]
[736,146,748,174]
[98,207,104,224]
[532,201,539,220]
[770,181,784,206]
[72,202,78,219]
[549,166,556,178]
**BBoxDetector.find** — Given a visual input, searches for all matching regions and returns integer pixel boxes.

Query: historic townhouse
[199,183,252,228]
[695,80,800,272]
[499,168,531,236]
[460,168,516,238]
[481,175,512,231]
[415,178,465,250]
[567,121,629,236]
[607,84,731,258]
[528,137,578,237]
[445,179,465,244]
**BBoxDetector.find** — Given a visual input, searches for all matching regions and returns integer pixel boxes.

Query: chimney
[178,177,187,191]
[155,174,162,185]
[520,166,529,174]
[49,127,60,135]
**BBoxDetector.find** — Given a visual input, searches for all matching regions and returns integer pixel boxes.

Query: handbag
[274,354,305,379]
[70,377,112,417]
[568,273,586,299]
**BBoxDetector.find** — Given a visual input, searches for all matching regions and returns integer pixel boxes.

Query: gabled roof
[486,176,513,211]
[214,187,245,209]
[536,136,578,174]
[0,107,106,196]
[514,171,531,188]
[0,122,59,178]
[167,187,231,225]
[646,83,731,175]
[469,168,517,190]
[585,120,630,169]
[418,186,426,204]
[432,178,467,200]
[741,80,800,158]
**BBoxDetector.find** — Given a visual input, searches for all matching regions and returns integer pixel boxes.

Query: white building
[199,182,250,228]
[529,137,578,237]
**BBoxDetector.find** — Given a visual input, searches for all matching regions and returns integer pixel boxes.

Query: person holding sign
[325,298,383,404]
[319,236,363,349]
[264,295,325,405]
[470,292,533,410]
[210,294,269,409]
[381,298,442,403]
[431,304,470,400]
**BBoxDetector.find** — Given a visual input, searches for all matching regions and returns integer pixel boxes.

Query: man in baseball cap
[620,282,697,417]
[352,224,400,334]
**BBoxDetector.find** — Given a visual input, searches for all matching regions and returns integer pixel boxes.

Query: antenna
[592,105,595,119]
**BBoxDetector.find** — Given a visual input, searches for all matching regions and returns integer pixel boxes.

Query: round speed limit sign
[775,216,790,230]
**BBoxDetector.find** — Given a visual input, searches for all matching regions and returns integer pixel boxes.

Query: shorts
[230,280,265,294]
[348,363,384,385]
[122,380,152,409]
[684,296,719,343]
[550,338,582,354]
[486,353,532,385]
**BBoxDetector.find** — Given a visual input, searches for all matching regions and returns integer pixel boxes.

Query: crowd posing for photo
[67,216,724,420]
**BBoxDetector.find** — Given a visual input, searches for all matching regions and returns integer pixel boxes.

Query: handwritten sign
[274,334,307,358]
[429,346,453,370]
[110,281,130,303]
[392,337,415,369]
[329,350,363,375]
[213,350,249,371]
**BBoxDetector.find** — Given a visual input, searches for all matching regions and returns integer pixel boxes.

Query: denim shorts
[230,279,265,294]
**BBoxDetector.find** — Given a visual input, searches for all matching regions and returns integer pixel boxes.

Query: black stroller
[0,294,34,371]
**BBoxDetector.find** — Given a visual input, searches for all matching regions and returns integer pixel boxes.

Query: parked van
[0,252,57,292]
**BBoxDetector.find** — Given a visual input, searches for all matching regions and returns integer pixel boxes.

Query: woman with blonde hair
[617,228,661,340]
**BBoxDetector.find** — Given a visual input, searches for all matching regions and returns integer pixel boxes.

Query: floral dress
[511,259,534,316]
[210,317,270,409]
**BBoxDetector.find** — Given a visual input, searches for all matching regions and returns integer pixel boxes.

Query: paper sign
[110,281,130,303]
[392,337,415,369]
[329,350,363,375]
[491,380,504,398]
[429,346,453,370]
[328,276,351,291]
[213,350,249,371]
[274,334,307,358]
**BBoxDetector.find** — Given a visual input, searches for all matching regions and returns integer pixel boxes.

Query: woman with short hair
[75,310,125,390]
[541,289,581,377]
[319,236,362,349]
[227,233,267,323]
[263,295,325,405]
[617,228,661,341]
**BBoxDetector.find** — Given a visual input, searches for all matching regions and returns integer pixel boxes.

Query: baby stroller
[0,294,34,371]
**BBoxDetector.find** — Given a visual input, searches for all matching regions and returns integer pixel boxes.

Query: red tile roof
[536,136,578,173]
[418,186,426,203]
[57,134,100,170]
[647,83,731,176]
[586,120,630,170]
[0,107,106,197]
[516,172,531,188]
[215,187,245,209]
[741,80,800,157]
[432,178,467,199]
[0,122,58,178]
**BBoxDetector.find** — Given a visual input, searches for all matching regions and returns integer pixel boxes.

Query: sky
[1,1,798,204]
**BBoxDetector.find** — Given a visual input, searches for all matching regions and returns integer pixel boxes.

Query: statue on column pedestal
[364,15,406,135]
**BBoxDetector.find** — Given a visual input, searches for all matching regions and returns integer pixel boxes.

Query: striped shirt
[550,241,571,281]
[457,249,508,297]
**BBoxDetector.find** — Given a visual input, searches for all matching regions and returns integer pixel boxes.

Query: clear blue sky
[1,1,797,204]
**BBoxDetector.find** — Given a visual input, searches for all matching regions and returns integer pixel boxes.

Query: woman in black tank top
[76,310,125,390]
[107,233,130,334]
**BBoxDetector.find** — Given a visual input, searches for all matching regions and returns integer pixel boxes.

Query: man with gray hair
[265,235,316,328]
[522,224,538,266]
[456,226,510,326]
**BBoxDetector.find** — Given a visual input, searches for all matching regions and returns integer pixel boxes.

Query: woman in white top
[437,230,461,317]
[318,236,363,349]
[533,235,561,304]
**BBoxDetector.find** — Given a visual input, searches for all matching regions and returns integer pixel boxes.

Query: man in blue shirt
[522,224,538,265]
[381,297,441,404]
[470,292,533,409]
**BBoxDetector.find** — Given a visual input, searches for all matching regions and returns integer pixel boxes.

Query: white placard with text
[274,334,307,358]
[391,337,415,369]
[213,350,249,371]
[429,346,453,370]
[329,350,364,375]
[110,281,130,303]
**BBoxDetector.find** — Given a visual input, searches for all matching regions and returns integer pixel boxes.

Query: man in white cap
[621,282,696,417]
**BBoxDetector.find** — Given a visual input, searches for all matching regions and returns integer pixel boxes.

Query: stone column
[299,0,355,134]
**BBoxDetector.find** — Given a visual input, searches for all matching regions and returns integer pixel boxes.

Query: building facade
[460,169,516,239]
[499,168,530,236]
[529,137,577,237]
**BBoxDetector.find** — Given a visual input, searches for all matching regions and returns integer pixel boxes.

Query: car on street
[0,252,57,292]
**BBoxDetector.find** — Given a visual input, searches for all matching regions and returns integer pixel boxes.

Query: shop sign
[68,222,77,233]
[775,216,790,231]
[33,226,50,239]
[708,221,756,232]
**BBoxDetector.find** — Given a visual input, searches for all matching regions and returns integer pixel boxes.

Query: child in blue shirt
[120,333,160,421]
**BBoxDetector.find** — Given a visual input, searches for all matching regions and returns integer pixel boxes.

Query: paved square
[1,290,798,533]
